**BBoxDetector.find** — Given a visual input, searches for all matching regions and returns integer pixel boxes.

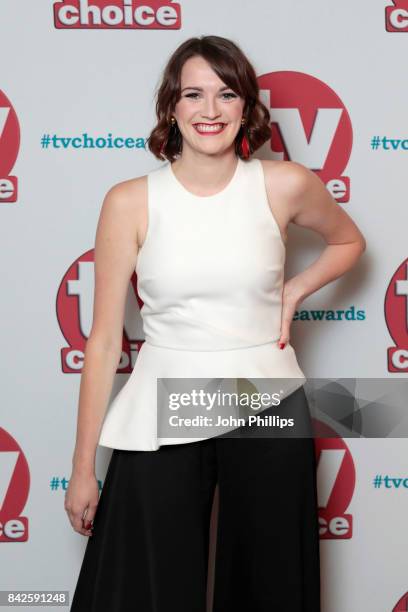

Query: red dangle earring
[240,118,250,159]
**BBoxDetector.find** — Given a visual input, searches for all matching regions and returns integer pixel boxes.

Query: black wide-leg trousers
[70,385,321,611]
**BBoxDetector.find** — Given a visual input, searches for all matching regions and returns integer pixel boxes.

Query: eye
[184,91,238,99]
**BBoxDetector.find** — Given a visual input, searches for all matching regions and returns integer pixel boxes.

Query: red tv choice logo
[0,429,30,542]
[385,257,408,372]
[53,0,181,29]
[57,249,144,373]
[257,71,352,203]
[314,421,355,539]
[394,591,408,611]
[0,90,20,203]
[386,1,408,31]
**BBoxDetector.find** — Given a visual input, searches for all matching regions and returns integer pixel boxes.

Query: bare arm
[265,161,366,346]
[284,161,365,300]
[72,178,146,474]
[65,177,146,536]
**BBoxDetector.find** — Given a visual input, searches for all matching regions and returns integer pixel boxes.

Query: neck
[171,148,240,192]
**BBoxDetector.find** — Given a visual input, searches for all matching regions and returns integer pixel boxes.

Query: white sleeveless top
[98,156,306,451]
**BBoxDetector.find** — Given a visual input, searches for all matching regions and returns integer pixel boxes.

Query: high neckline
[168,157,243,200]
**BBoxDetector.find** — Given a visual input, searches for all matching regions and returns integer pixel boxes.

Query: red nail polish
[85,521,92,530]
[279,343,286,350]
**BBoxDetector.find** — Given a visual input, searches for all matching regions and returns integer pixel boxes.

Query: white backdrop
[1,1,408,611]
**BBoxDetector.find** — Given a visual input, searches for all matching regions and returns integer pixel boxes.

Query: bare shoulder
[99,174,148,247]
[259,159,317,198]
[102,174,147,213]
[259,158,331,225]
[259,158,366,247]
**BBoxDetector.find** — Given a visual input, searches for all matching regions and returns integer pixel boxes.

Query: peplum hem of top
[97,340,307,452]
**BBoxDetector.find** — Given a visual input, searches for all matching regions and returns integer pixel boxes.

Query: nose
[201,96,222,121]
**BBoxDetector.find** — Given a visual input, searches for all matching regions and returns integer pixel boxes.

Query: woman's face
[173,55,245,157]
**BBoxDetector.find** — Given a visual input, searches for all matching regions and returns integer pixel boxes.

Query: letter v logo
[257,71,352,202]
[0,90,20,203]
[0,428,30,542]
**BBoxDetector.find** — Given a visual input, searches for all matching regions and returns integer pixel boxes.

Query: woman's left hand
[278,280,305,349]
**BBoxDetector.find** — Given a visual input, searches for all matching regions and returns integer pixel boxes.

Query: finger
[73,511,92,536]
[82,507,97,535]
[278,315,291,345]
[83,504,98,526]
[279,301,296,344]
[67,512,91,536]
[83,518,93,530]
[80,527,93,536]
[278,334,290,347]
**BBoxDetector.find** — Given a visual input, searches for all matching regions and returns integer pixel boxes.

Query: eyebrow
[180,85,233,93]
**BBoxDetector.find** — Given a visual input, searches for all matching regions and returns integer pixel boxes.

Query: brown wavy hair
[147,35,272,162]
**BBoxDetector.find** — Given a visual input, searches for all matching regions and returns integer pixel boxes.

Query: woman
[66,35,366,611]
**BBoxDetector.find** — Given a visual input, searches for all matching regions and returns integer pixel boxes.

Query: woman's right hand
[64,470,100,537]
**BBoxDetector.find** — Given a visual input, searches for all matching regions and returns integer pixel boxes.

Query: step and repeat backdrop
[1,1,408,611]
